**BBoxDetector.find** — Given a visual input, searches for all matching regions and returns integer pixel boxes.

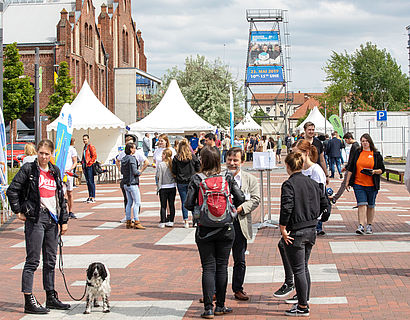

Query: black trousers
[159,187,176,223]
[22,209,59,293]
[284,227,316,306]
[120,179,127,208]
[232,219,247,293]
[196,226,235,310]
[278,237,294,286]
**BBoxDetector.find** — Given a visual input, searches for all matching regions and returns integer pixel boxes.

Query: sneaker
[356,224,365,235]
[214,306,233,315]
[285,303,309,317]
[339,174,343,179]
[120,217,127,223]
[158,223,166,228]
[184,220,190,229]
[365,224,373,234]
[285,295,310,304]
[331,197,336,204]
[273,283,294,298]
[89,198,96,203]
[68,212,77,219]
[165,222,174,227]
[84,198,90,203]
[285,294,298,304]
[317,230,326,236]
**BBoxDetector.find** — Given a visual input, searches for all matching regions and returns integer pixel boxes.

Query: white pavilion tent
[47,80,125,164]
[128,79,215,138]
[234,113,262,133]
[296,106,335,134]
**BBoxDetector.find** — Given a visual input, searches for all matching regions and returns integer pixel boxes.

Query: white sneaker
[184,220,190,229]
[158,223,166,228]
[165,222,174,227]
[120,217,127,223]
[365,224,373,234]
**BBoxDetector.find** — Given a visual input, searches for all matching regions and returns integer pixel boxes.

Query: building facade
[4,0,147,135]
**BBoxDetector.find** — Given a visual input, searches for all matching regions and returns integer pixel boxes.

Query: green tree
[3,43,34,124]
[252,107,268,125]
[43,61,75,121]
[323,42,409,112]
[152,55,244,127]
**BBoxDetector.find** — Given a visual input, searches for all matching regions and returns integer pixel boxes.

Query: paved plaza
[0,164,409,319]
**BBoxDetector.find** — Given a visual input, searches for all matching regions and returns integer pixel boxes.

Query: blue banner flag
[55,104,73,179]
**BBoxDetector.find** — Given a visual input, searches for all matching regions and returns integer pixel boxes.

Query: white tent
[297,106,334,134]
[47,80,125,164]
[128,79,215,136]
[234,113,262,133]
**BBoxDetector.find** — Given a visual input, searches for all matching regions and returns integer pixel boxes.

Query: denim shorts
[353,184,378,208]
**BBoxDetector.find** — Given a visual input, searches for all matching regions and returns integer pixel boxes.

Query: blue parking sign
[377,110,387,121]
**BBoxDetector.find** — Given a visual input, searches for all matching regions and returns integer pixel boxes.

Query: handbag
[92,161,104,176]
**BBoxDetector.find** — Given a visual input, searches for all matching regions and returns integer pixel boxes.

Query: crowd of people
[6,121,389,317]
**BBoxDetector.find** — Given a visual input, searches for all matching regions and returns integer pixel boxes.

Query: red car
[7,142,26,167]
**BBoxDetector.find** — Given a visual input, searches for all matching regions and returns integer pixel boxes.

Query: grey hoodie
[121,154,140,185]
[156,161,175,193]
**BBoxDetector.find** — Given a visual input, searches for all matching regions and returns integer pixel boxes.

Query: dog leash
[58,234,87,301]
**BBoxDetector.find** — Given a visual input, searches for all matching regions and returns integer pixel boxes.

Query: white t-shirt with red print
[39,167,57,220]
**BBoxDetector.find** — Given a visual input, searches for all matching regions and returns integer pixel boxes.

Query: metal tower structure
[244,9,292,134]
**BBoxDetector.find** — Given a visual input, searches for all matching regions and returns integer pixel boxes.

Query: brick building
[4,0,147,136]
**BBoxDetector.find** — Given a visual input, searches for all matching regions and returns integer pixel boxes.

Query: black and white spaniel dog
[84,262,111,314]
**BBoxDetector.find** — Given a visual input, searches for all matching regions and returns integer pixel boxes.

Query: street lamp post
[406,25,410,104]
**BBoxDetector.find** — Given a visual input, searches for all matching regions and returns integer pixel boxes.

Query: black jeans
[22,209,59,293]
[196,226,235,310]
[120,179,127,208]
[278,237,294,286]
[232,219,247,293]
[284,227,316,306]
[159,187,176,223]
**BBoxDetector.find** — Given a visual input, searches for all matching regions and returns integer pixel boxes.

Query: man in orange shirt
[81,134,97,203]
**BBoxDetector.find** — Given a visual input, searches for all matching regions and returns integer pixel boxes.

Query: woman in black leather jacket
[185,146,245,319]
[6,139,70,314]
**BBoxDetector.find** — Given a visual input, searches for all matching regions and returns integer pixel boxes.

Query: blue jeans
[177,183,189,220]
[144,150,149,157]
[124,184,141,221]
[221,150,227,163]
[353,184,378,208]
[330,157,342,176]
[83,165,95,198]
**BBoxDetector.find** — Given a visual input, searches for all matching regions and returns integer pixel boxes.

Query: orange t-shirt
[354,150,374,186]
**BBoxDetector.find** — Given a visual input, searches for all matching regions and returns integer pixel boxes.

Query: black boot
[24,293,49,314]
[46,290,71,310]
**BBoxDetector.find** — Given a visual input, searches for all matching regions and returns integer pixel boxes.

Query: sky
[131,0,410,93]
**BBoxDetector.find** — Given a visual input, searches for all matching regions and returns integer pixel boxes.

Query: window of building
[122,29,129,63]
[85,23,88,46]
[89,25,93,48]
[266,106,271,113]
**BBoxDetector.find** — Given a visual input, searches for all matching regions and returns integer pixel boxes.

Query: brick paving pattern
[0,163,409,319]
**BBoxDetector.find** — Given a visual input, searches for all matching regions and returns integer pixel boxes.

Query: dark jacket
[6,160,68,225]
[345,141,360,170]
[280,172,328,231]
[171,155,200,184]
[185,171,245,212]
[346,149,385,190]
[326,137,343,158]
[121,155,140,185]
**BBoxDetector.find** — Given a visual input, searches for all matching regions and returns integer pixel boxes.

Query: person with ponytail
[172,139,200,228]
[295,139,327,235]
[156,148,177,228]
[278,152,328,317]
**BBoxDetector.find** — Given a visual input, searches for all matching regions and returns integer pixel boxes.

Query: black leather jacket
[280,172,328,231]
[6,160,68,225]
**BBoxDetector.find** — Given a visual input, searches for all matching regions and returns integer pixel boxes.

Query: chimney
[76,0,82,11]
[108,4,113,14]
[69,11,75,24]
[60,8,68,19]
[101,3,107,13]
